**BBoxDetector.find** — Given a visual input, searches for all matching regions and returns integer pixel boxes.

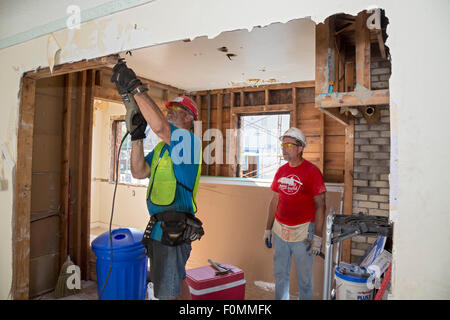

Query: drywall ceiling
[124,17,315,92]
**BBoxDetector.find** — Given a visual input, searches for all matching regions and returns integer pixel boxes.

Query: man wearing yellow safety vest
[111,60,203,300]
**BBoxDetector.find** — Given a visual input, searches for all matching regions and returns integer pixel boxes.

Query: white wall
[1,0,450,299]
[91,99,150,230]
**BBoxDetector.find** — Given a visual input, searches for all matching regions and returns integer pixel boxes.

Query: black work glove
[130,112,147,141]
[110,59,142,94]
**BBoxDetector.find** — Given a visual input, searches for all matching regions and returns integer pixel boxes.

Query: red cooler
[186,263,245,300]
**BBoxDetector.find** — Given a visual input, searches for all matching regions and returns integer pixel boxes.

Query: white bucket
[335,268,374,300]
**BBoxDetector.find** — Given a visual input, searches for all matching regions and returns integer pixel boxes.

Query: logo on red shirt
[278,175,303,195]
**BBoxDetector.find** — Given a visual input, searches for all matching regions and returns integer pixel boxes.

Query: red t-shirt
[271,160,326,226]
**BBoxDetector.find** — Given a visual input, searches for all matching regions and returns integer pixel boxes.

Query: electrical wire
[98,131,129,300]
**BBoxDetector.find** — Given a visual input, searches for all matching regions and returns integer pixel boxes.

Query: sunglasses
[167,103,195,118]
[281,142,301,149]
[167,104,186,111]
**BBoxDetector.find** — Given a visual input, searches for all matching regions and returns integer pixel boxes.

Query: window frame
[237,112,291,179]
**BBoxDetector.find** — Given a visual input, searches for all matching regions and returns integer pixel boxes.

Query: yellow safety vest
[146,141,202,212]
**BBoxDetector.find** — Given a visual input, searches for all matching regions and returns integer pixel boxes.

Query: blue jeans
[273,233,314,300]
[147,239,192,299]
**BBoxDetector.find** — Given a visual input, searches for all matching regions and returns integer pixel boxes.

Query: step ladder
[323,212,393,300]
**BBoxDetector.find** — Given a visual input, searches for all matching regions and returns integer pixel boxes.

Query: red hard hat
[165,96,199,120]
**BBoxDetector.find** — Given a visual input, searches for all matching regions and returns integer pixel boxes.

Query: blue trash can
[91,228,147,300]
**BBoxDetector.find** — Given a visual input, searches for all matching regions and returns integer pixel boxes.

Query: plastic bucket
[335,267,374,300]
[91,228,147,300]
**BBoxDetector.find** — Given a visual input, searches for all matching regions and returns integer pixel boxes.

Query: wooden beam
[98,67,185,95]
[24,55,118,80]
[355,11,371,89]
[233,104,294,115]
[316,89,389,108]
[345,61,355,92]
[315,17,333,103]
[342,118,355,262]
[290,87,297,128]
[13,76,36,299]
[192,80,315,96]
[215,93,223,176]
[162,89,169,104]
[75,71,86,268]
[229,92,238,177]
[335,22,355,35]
[59,73,72,268]
[337,39,346,93]
[93,86,122,103]
[376,30,387,59]
[80,70,95,280]
[319,113,325,173]
[196,94,202,122]
[318,107,349,127]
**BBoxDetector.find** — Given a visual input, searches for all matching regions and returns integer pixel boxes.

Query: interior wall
[1,0,450,299]
[193,85,347,182]
[191,182,343,300]
[91,99,149,230]
[29,76,65,297]
[90,175,343,299]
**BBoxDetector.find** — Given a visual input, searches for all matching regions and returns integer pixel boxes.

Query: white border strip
[189,279,246,296]
[0,0,155,50]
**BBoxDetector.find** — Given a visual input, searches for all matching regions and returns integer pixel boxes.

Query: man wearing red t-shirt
[264,127,326,300]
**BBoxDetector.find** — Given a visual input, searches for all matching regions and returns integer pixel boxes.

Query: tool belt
[141,211,204,249]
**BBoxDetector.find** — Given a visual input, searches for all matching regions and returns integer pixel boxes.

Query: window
[239,114,290,179]
[111,120,159,186]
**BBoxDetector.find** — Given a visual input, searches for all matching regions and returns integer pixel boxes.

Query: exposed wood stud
[215,93,223,176]
[162,89,169,104]
[376,30,387,60]
[75,71,86,268]
[290,87,297,128]
[59,73,72,268]
[229,92,237,177]
[24,55,118,80]
[265,89,269,107]
[355,11,371,89]
[193,81,315,96]
[233,104,294,115]
[196,94,202,122]
[13,76,36,300]
[345,61,355,92]
[80,70,95,280]
[319,113,325,173]
[317,89,389,109]
[342,118,355,262]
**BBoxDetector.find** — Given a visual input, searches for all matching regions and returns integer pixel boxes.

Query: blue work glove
[264,230,272,248]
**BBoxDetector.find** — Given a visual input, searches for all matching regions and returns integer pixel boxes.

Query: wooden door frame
[12,54,118,299]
